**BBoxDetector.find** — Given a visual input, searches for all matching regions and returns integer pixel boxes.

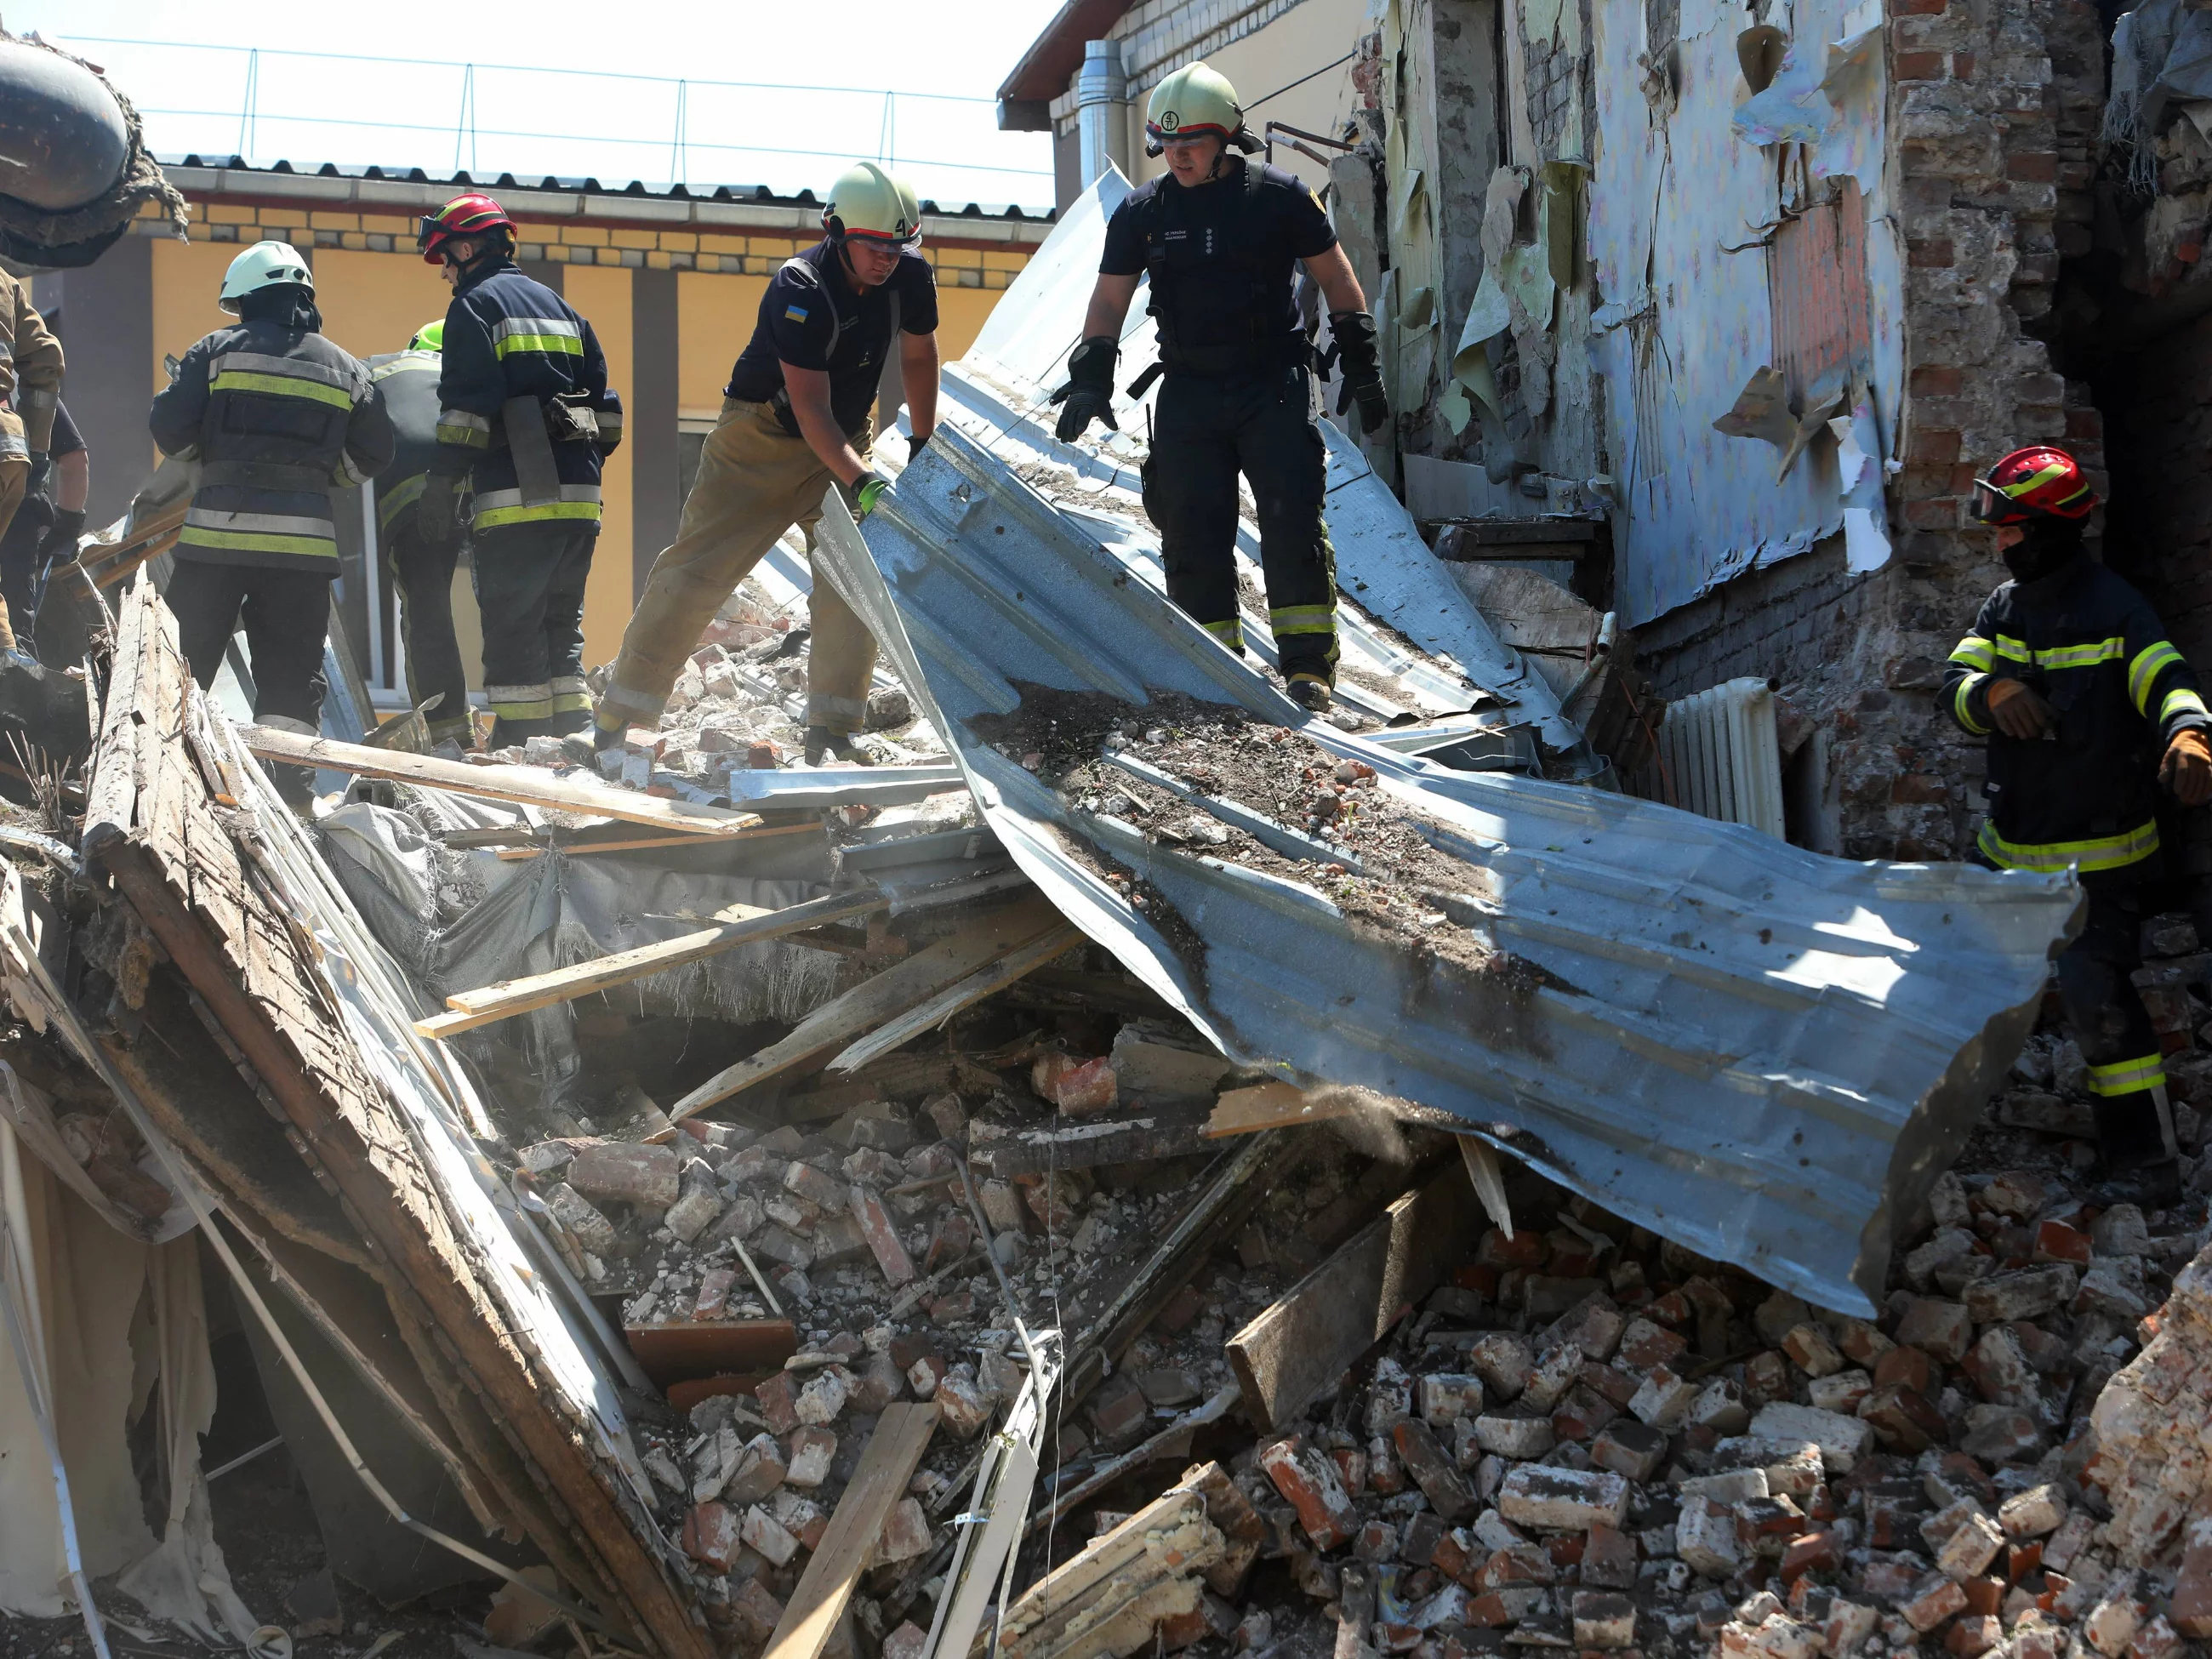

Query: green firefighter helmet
[409,318,445,351]
[1144,61,1261,157]
[824,161,923,249]
[218,239,314,314]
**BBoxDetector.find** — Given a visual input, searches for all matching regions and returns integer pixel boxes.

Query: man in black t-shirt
[1054,60,1389,712]
[596,162,940,762]
[0,393,87,635]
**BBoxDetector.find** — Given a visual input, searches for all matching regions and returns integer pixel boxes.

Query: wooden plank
[237,724,765,836]
[416,889,888,1040]
[824,924,1080,1075]
[762,1401,938,1659]
[494,823,824,861]
[1225,1163,1479,1433]
[670,896,1071,1124]
[1204,1081,1363,1138]
[970,1107,1213,1177]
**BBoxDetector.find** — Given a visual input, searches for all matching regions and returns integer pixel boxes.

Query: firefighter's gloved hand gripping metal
[1051,337,1120,443]
[839,469,891,521]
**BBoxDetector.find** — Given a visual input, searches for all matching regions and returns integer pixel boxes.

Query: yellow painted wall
[562,263,635,672]
[145,240,237,482]
[937,288,1000,363]
[1126,0,1369,197]
[679,271,768,418]
[314,249,450,363]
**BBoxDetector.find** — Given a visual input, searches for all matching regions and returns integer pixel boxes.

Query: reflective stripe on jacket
[1941,554,2210,879]
[431,259,622,529]
[150,320,393,573]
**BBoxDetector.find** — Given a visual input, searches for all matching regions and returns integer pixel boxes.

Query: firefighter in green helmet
[1053,60,1389,714]
[365,317,470,748]
[593,160,942,763]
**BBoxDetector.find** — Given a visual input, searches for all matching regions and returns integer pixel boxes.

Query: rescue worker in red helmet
[1941,445,2212,1200]
[418,192,623,745]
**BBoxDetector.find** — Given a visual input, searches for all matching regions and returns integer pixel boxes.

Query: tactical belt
[1128,336,1318,396]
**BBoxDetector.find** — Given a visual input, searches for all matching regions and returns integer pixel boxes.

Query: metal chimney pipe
[1075,39,1130,187]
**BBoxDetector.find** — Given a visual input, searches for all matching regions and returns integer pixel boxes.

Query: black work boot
[805,726,873,766]
[1286,676,1333,714]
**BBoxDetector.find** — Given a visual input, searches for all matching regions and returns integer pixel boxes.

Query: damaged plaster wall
[1638,0,2105,859]
[1378,0,2107,858]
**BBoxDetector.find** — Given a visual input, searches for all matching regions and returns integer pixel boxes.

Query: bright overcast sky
[15,0,1066,211]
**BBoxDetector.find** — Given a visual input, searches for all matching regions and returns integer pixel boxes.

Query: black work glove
[24,453,48,493]
[36,507,83,567]
[1049,336,1120,443]
[414,476,464,554]
[837,470,892,520]
[1330,311,1391,435]
[908,430,931,464]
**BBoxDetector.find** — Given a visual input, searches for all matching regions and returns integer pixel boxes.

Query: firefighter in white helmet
[595,161,941,763]
[149,241,393,804]
[1053,61,1388,713]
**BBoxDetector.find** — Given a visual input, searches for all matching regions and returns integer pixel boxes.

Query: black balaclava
[2001,515,2085,584]
[236,282,322,334]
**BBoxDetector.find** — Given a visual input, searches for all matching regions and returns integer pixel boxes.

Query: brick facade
[1638,0,2108,859]
[136,192,1029,289]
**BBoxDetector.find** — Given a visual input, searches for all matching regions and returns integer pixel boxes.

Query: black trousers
[2056,881,2171,1169]
[470,521,596,745]
[168,557,331,806]
[387,526,470,747]
[0,495,51,633]
[1142,362,1340,685]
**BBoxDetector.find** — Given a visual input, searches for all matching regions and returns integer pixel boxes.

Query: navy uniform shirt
[1101,158,1337,357]
[726,240,939,438]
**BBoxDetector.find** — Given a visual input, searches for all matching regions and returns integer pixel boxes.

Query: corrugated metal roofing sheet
[813,423,2080,1314]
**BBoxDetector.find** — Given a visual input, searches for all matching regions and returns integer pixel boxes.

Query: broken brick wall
[1634,0,2107,860]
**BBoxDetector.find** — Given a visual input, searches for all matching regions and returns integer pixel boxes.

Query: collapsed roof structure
[6,163,2192,1659]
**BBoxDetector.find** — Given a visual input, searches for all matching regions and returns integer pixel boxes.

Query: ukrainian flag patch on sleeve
[784,305,809,322]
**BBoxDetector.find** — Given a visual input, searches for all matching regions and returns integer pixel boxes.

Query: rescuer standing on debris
[150,242,393,805]
[1052,60,1389,714]
[419,194,623,746]
[1942,445,2212,1201]
[593,161,939,765]
[366,319,472,750]
[0,268,65,661]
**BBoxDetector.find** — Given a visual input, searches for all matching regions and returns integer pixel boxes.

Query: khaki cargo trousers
[598,397,878,735]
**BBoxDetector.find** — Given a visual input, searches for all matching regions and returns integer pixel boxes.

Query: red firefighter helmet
[1971,446,2097,525]
[418,192,513,265]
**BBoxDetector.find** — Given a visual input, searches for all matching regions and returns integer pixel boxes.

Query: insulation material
[1588,0,1901,624]
[0,1119,258,1638]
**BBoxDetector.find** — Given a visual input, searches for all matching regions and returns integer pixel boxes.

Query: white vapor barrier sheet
[813,430,2081,1314]
[944,171,1585,756]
